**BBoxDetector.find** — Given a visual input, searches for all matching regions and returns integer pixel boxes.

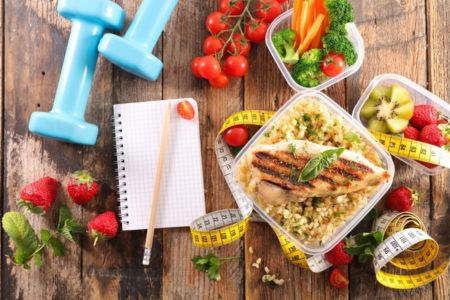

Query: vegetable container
[232,92,395,255]
[266,9,365,92]
[352,73,450,175]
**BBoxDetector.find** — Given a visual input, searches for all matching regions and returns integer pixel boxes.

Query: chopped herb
[290,166,297,178]
[303,113,312,122]
[264,126,275,137]
[192,252,239,281]
[307,127,317,136]
[334,212,344,217]
[315,113,321,120]
[288,143,297,154]
[344,132,361,143]
[298,148,345,182]
[312,197,322,207]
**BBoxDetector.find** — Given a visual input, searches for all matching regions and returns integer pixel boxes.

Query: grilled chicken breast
[245,140,390,205]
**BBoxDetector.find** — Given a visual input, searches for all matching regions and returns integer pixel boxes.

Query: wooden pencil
[143,103,171,266]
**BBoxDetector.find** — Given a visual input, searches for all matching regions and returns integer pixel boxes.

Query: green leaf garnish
[40,229,65,257]
[192,252,239,281]
[17,200,45,215]
[344,231,384,263]
[57,205,86,243]
[288,143,297,154]
[298,148,345,182]
[1,212,43,268]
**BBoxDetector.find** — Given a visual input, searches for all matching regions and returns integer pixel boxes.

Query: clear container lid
[352,73,450,176]
[266,9,365,92]
[232,92,395,255]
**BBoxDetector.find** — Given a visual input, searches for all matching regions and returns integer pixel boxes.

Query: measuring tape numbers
[370,130,450,168]
[372,211,449,289]
[189,110,448,289]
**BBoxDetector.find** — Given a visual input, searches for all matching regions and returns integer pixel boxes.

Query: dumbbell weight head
[98,0,178,81]
[29,0,125,145]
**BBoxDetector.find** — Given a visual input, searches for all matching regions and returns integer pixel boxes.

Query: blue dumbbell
[29,0,125,145]
[98,0,178,81]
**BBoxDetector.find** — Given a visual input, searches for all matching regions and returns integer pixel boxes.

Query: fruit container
[352,73,450,175]
[266,9,365,92]
[232,91,395,255]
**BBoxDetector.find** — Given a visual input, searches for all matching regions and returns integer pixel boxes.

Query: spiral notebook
[113,99,206,231]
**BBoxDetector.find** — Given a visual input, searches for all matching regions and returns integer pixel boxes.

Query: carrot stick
[292,0,298,32]
[299,1,309,42]
[310,22,322,49]
[298,13,324,54]
[316,0,329,32]
[304,0,315,39]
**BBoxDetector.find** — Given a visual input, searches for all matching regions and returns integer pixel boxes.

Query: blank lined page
[113,99,206,231]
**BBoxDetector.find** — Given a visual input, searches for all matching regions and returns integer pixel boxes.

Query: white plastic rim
[232,91,395,255]
[266,8,365,92]
[352,73,450,176]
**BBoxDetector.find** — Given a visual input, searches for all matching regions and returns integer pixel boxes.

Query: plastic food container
[266,9,365,92]
[352,73,450,176]
[232,92,395,255]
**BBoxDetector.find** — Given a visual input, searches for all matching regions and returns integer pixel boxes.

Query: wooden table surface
[1,0,449,299]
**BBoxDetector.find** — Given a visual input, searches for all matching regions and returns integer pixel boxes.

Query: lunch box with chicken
[232,92,395,255]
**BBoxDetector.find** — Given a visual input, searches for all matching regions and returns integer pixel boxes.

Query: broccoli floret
[291,49,325,87]
[322,30,357,65]
[272,28,299,64]
[325,0,354,34]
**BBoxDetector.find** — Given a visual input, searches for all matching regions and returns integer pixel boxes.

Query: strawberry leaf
[1,212,41,267]
[17,199,45,215]
[57,205,86,243]
[40,229,65,257]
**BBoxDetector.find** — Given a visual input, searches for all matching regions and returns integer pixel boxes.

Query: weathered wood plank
[161,1,244,299]
[0,0,3,297]
[80,0,164,299]
[347,0,433,298]
[3,0,82,299]
[427,0,450,299]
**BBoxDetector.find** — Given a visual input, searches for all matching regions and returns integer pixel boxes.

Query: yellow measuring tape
[190,110,449,288]
[370,130,450,168]
[372,211,449,289]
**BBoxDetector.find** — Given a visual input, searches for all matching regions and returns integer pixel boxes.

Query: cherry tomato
[223,125,249,147]
[190,57,203,78]
[203,36,224,55]
[197,56,222,79]
[206,12,230,35]
[320,53,345,77]
[256,0,283,23]
[329,268,349,289]
[227,33,251,56]
[219,0,245,15]
[224,55,249,78]
[177,100,195,120]
[245,19,268,43]
[276,0,288,3]
[209,72,230,88]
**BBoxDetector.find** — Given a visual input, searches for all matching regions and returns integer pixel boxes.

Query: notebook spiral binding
[112,113,130,225]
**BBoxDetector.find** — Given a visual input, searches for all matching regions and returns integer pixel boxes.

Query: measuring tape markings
[370,131,450,168]
[190,110,449,289]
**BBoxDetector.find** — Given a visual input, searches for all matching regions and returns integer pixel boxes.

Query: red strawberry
[67,170,99,205]
[385,186,419,212]
[410,105,438,129]
[88,211,118,246]
[324,240,353,266]
[18,176,58,214]
[403,125,419,140]
[419,124,448,147]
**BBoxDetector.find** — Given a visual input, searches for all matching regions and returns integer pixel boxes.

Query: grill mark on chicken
[252,150,377,192]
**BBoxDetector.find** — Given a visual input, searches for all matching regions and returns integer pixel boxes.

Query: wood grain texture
[427,0,450,299]
[161,1,244,299]
[3,0,83,299]
[347,0,434,299]
[81,0,164,299]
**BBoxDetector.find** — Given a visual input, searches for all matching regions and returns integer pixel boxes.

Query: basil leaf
[298,148,345,182]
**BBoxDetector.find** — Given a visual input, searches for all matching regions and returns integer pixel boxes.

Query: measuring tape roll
[190,110,448,288]
[370,130,450,168]
[372,211,449,289]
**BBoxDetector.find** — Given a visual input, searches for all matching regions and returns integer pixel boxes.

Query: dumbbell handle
[52,20,103,119]
[124,0,178,52]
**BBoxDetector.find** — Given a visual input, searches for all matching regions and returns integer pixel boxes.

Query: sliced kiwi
[361,84,413,134]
